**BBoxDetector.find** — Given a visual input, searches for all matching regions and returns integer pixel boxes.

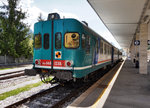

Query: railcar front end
[25,13,122,84]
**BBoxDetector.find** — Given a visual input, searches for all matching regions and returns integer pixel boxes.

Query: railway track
[0,71,25,80]
[3,62,119,108]
[5,82,91,108]
[51,84,89,108]
[5,84,61,108]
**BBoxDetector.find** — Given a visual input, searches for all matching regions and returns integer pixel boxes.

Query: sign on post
[134,40,140,46]
[148,40,150,45]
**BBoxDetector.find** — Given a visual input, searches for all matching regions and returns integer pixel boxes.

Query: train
[25,13,122,83]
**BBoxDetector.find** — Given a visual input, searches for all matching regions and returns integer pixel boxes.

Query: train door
[41,19,63,70]
[41,21,52,64]
[52,20,64,69]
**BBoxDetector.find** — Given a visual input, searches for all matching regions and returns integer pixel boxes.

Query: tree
[37,13,45,22]
[0,0,32,58]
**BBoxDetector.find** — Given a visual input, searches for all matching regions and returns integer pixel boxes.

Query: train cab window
[82,34,86,48]
[34,34,42,49]
[86,36,90,54]
[55,33,62,49]
[44,34,49,49]
[64,33,79,48]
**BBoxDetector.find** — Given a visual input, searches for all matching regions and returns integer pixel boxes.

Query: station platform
[0,65,32,75]
[68,58,150,108]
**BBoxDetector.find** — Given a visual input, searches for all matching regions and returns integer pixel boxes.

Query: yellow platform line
[67,58,126,108]
[92,58,126,108]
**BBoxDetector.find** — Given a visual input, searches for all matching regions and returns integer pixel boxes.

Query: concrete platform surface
[68,59,150,108]
[0,65,32,75]
[68,60,125,108]
[104,60,150,108]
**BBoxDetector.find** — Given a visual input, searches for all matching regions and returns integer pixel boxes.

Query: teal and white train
[25,13,122,83]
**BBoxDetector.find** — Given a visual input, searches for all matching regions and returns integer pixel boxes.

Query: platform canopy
[87,0,148,48]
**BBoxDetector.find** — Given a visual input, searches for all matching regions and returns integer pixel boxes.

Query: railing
[0,55,32,65]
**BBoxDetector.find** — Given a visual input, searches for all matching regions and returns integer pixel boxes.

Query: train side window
[64,33,79,48]
[107,46,109,54]
[96,40,99,53]
[110,46,111,54]
[44,34,49,49]
[55,33,62,49]
[86,36,90,54]
[106,45,108,54]
[109,46,110,54]
[107,45,109,54]
[104,44,106,54]
[82,34,86,48]
[100,40,103,54]
[110,46,111,55]
[34,34,42,49]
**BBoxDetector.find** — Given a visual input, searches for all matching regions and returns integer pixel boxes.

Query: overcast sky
[0,0,121,49]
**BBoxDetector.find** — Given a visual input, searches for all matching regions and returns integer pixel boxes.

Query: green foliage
[37,13,45,22]
[0,0,33,58]
[0,81,43,101]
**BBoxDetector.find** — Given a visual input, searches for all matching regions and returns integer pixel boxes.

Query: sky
[0,0,121,49]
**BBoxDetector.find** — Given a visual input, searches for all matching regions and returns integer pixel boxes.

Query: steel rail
[5,84,60,108]
[0,72,25,80]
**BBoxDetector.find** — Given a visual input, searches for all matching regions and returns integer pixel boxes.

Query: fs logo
[55,51,62,59]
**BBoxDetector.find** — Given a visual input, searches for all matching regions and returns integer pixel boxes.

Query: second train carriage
[25,13,122,82]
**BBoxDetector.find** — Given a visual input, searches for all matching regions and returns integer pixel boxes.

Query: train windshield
[34,34,42,49]
[64,33,79,48]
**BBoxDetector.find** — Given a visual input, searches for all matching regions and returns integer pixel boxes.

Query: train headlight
[71,34,76,38]
[66,60,73,67]
[35,59,40,65]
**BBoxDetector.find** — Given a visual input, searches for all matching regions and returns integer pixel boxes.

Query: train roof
[35,18,120,51]
[79,19,119,50]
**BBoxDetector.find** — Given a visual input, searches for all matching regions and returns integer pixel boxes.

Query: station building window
[34,33,42,49]
[44,34,49,49]
[64,33,79,48]
[55,33,62,49]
